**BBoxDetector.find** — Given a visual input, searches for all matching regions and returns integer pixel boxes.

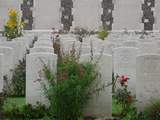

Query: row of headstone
[67,32,160,111]
[0,33,35,93]
[80,53,112,118]
[25,33,113,118]
[26,33,57,106]
[30,0,160,30]
[104,32,160,111]
[2,0,160,30]
[113,48,160,111]
[24,31,160,116]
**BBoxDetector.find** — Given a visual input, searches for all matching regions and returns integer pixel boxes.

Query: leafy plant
[143,100,160,120]
[0,93,5,118]
[42,53,99,120]
[121,97,160,120]
[122,107,138,120]
[113,75,135,117]
[10,59,26,97]
[97,27,109,40]
[3,9,24,40]
[4,102,47,119]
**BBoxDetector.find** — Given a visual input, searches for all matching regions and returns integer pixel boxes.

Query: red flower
[121,75,129,82]
[119,75,129,86]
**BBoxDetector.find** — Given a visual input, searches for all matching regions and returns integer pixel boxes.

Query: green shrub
[10,59,26,97]
[113,75,135,117]
[43,55,99,120]
[143,100,160,120]
[4,102,47,119]
[0,93,5,118]
[97,28,109,40]
[122,100,160,120]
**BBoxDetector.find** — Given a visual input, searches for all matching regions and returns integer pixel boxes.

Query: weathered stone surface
[112,0,142,30]
[113,47,138,94]
[72,0,101,30]
[0,46,14,81]
[136,54,160,111]
[14,37,33,50]
[34,0,61,29]
[34,41,53,47]
[0,41,26,65]
[103,41,116,54]
[155,0,160,30]
[30,47,54,53]
[80,53,112,118]
[138,42,158,54]
[26,53,57,105]
[122,40,138,47]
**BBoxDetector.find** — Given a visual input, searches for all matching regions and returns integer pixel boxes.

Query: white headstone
[72,0,101,30]
[30,47,54,53]
[78,45,98,55]
[136,54,160,111]
[112,0,142,30]
[0,46,14,80]
[26,53,57,105]
[0,41,26,65]
[103,41,116,54]
[156,48,160,54]
[122,40,138,47]
[155,0,160,30]
[34,41,53,47]
[34,0,61,29]
[113,47,138,94]
[138,42,158,54]
[15,36,34,49]
[80,53,112,118]
[61,40,80,53]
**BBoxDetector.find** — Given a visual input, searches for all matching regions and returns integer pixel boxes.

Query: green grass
[3,97,25,111]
